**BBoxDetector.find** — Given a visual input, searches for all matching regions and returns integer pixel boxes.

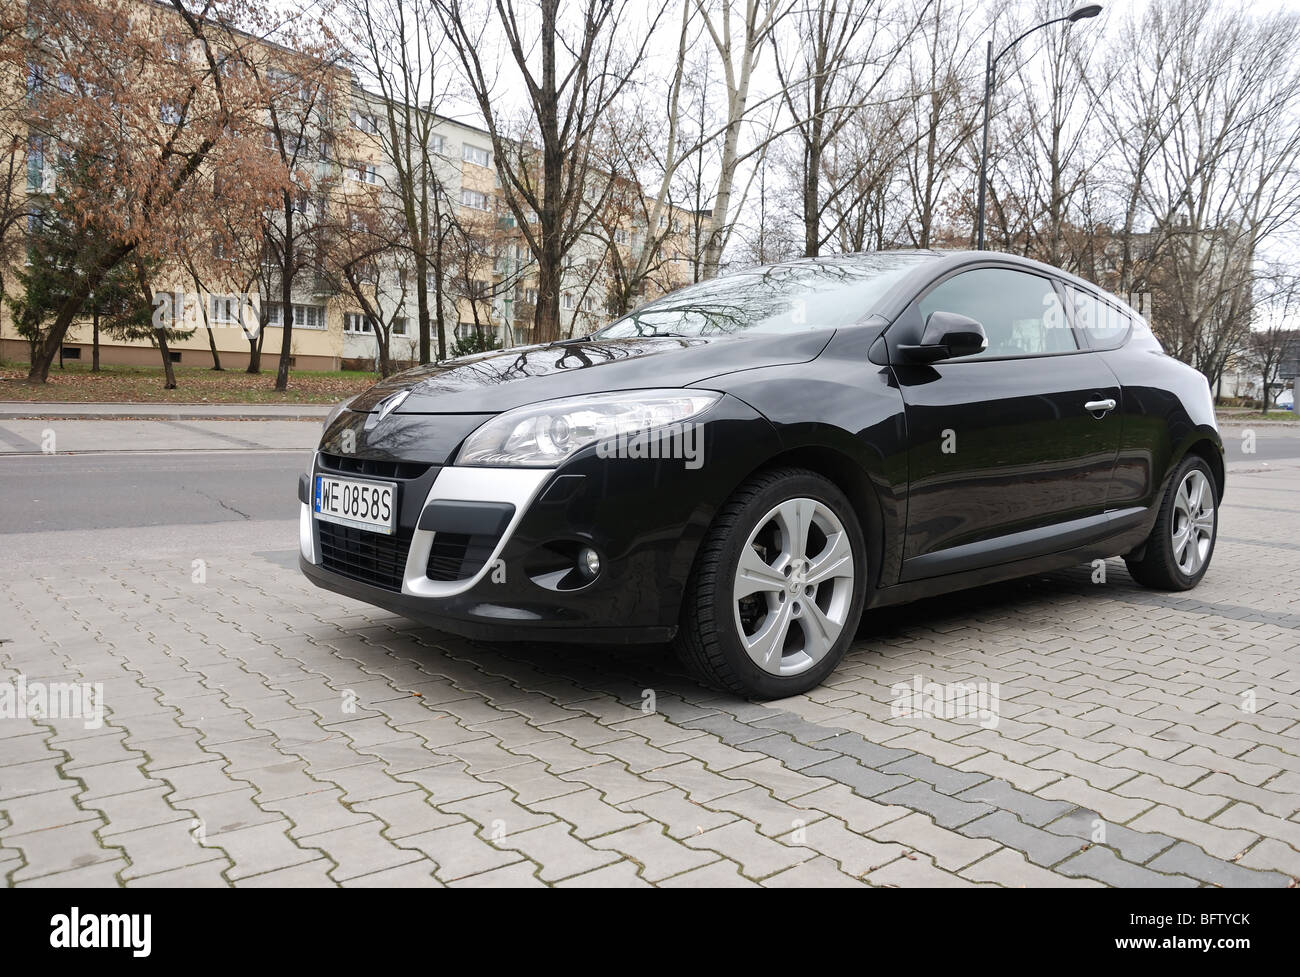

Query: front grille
[318,521,412,591]
[320,453,432,480]
[426,532,499,582]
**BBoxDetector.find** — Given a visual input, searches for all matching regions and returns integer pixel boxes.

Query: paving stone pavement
[2,464,1298,887]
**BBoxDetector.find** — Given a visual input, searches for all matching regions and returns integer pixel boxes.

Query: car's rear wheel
[674,468,867,699]
[1124,454,1218,591]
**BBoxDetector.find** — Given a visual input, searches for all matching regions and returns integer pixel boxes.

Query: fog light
[579,547,601,579]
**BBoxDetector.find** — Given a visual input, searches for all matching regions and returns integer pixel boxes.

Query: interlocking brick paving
[2,463,1297,886]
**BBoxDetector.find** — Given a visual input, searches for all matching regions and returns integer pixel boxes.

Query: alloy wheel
[732,497,856,677]
[1172,469,1215,576]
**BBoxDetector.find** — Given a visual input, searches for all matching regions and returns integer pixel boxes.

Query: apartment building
[0,0,697,374]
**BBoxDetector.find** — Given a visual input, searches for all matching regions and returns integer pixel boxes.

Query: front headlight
[457,389,722,468]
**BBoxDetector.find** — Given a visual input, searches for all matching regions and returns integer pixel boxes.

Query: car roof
[794,248,1144,323]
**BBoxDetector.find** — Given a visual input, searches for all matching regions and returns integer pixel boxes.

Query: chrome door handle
[1085,398,1117,414]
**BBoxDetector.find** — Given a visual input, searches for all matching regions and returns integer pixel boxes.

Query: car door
[890,264,1122,581]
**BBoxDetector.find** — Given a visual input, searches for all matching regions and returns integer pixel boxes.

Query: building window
[430,134,445,154]
[462,144,490,167]
[169,351,182,363]
[392,318,408,336]
[61,346,81,360]
[26,137,45,192]
[614,228,629,245]
[523,288,538,305]
[455,321,494,341]
[562,293,575,310]
[294,304,326,330]
[348,161,379,185]
[268,303,326,330]
[344,312,374,334]
[352,110,379,135]
[460,188,489,211]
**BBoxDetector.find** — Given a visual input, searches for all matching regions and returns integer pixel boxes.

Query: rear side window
[918,268,1075,357]
[1064,284,1130,349]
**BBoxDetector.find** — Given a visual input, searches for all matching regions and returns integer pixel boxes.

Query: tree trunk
[414,247,431,365]
[134,261,176,389]
[434,221,448,360]
[274,201,295,392]
[26,243,129,382]
[190,268,222,370]
[803,137,821,258]
[247,322,265,373]
[92,306,100,372]
[28,290,90,383]
[535,245,563,344]
[530,0,565,343]
[156,330,177,389]
[206,325,223,370]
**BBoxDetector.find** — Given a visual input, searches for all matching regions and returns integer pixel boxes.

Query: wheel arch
[1179,430,1226,503]
[691,443,893,602]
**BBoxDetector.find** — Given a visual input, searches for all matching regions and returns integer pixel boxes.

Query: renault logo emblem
[367,390,409,429]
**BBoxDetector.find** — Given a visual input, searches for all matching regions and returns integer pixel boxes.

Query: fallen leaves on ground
[0,363,380,404]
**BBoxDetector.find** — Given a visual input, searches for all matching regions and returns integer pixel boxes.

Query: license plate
[313,474,396,535]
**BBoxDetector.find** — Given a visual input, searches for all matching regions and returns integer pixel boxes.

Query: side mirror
[898,311,988,363]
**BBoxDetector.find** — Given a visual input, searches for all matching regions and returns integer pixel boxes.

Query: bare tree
[694,0,792,278]
[1125,0,1300,389]
[336,187,413,376]
[251,29,350,392]
[821,97,911,251]
[432,0,667,341]
[345,0,460,362]
[772,0,916,257]
[988,0,1108,267]
[894,0,982,248]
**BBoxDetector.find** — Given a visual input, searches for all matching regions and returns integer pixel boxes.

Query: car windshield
[594,252,935,340]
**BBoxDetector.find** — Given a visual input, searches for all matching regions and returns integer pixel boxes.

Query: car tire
[1124,453,1218,591]
[674,467,868,699]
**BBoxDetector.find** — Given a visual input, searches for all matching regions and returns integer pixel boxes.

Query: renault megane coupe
[299,250,1223,699]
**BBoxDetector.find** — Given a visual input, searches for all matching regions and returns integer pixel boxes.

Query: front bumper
[298,394,783,644]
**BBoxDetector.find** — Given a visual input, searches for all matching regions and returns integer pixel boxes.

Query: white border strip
[402,467,552,598]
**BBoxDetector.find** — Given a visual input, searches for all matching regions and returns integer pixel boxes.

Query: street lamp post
[974,3,1103,251]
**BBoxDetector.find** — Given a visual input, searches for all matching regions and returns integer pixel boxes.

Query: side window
[1064,285,1130,349]
[918,268,1075,357]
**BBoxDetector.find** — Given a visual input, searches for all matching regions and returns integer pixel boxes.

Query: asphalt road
[0,451,307,534]
[0,420,1296,545]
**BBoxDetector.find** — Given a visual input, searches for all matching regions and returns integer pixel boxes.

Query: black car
[299,250,1223,699]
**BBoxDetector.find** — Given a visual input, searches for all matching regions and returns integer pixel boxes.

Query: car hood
[347,330,836,415]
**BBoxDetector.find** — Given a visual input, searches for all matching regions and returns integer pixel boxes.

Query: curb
[0,401,330,422]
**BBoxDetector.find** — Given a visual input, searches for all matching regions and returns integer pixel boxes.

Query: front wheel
[674,468,867,699]
[1124,454,1218,591]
